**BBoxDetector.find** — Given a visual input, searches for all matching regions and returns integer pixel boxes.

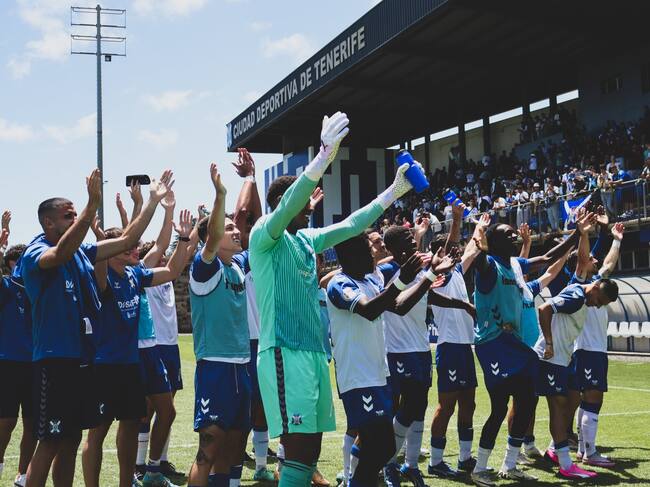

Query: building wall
[579,46,650,131]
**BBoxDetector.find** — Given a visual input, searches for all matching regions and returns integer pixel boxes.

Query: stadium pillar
[424,134,431,175]
[549,93,558,113]
[482,116,491,156]
[458,123,466,164]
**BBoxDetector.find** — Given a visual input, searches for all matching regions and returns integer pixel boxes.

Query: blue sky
[0,0,380,245]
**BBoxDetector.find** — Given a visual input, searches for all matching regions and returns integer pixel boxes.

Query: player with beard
[469,221,578,487]
[20,169,173,487]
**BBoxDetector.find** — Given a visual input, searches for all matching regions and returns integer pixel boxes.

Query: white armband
[612,239,621,249]
[424,268,437,282]
[393,278,407,291]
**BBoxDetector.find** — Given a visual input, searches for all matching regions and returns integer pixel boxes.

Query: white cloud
[261,34,314,64]
[142,90,193,112]
[44,113,96,144]
[7,58,31,79]
[134,0,208,16]
[249,21,271,32]
[243,90,261,103]
[0,117,36,142]
[138,129,179,148]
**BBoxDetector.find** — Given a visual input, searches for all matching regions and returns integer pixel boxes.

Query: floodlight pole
[71,4,126,228]
[96,5,104,227]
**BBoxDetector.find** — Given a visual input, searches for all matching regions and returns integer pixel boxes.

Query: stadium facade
[226,0,650,347]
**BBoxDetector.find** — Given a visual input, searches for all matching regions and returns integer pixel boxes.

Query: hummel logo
[49,420,61,434]
[99,403,105,415]
[362,394,374,412]
[209,414,219,421]
[396,361,405,374]
[448,369,457,382]
[65,280,74,290]
[200,398,210,415]
[548,374,555,386]
[491,362,500,376]
[584,368,592,380]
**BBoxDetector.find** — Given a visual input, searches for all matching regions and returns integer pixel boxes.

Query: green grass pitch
[3,335,649,486]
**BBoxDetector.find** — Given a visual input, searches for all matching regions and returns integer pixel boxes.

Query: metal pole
[96,4,104,228]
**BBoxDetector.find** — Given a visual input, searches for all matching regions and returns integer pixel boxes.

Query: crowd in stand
[382,107,650,238]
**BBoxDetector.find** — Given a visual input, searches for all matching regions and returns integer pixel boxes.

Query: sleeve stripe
[189,267,223,296]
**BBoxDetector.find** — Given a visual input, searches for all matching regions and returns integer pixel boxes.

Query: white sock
[557,446,572,470]
[576,408,585,455]
[548,439,555,451]
[459,440,472,462]
[253,430,269,471]
[429,446,444,468]
[502,443,520,471]
[160,428,171,462]
[137,432,150,465]
[474,447,492,473]
[277,442,285,461]
[342,434,354,480]
[581,411,599,457]
[14,473,27,487]
[0,463,3,478]
[350,445,360,478]
[405,421,424,468]
[390,419,410,463]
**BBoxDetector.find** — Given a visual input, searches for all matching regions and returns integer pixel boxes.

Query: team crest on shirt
[291,413,303,425]
[342,287,358,302]
[49,420,61,434]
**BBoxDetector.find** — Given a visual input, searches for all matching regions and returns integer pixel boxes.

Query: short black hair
[266,176,297,210]
[334,233,369,268]
[383,225,411,253]
[597,278,619,302]
[37,198,72,225]
[429,234,448,254]
[4,244,26,268]
[197,216,209,244]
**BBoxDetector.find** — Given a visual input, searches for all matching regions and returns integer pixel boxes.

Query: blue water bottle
[396,150,429,193]
[444,190,471,217]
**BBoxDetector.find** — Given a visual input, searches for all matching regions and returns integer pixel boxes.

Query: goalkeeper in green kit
[249,112,421,487]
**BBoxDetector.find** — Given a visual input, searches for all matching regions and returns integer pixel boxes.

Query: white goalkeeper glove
[303,111,350,181]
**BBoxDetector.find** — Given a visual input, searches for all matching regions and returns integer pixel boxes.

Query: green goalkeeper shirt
[249,172,384,353]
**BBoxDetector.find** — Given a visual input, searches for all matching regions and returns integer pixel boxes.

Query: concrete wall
[579,46,650,131]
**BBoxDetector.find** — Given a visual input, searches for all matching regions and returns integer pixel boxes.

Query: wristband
[424,268,437,282]
[393,278,407,291]
[244,175,256,183]
[178,236,190,242]
[612,239,621,249]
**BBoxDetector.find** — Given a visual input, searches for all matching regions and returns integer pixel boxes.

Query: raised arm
[461,212,490,273]
[265,113,350,241]
[95,170,173,261]
[201,164,227,262]
[599,222,624,278]
[538,302,554,359]
[116,193,129,229]
[309,162,416,253]
[232,148,263,248]
[575,211,596,280]
[128,181,143,224]
[526,228,580,273]
[90,216,108,292]
[38,169,101,270]
[537,250,570,290]
[518,223,531,259]
[353,253,423,321]
[0,211,11,270]
[142,190,175,268]
[445,202,465,251]
[149,210,192,286]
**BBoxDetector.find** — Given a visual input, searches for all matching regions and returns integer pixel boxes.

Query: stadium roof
[227,0,650,153]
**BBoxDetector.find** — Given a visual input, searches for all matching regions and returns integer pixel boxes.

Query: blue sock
[523,435,535,445]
